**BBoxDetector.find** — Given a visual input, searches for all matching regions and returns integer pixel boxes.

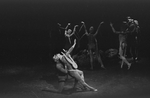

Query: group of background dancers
[53,16,140,93]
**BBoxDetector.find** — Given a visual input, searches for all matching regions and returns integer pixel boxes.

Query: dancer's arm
[110,23,120,34]
[69,25,78,37]
[61,51,78,69]
[65,23,71,29]
[82,21,88,35]
[80,21,88,39]
[94,21,104,36]
[56,63,68,73]
[57,23,70,30]
[63,39,76,55]
[58,23,71,35]
[78,22,84,33]
[57,23,64,29]
[64,23,71,35]
[75,23,84,39]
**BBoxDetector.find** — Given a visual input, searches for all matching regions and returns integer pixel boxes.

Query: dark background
[0,0,150,66]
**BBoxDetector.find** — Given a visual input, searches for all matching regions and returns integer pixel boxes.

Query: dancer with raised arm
[53,39,97,92]
[73,22,85,51]
[81,21,105,70]
[58,23,78,50]
[110,22,131,70]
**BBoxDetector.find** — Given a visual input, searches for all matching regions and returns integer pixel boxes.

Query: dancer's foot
[90,88,98,92]
[135,57,139,63]
[84,87,97,92]
[127,63,131,70]
[101,65,106,69]
[121,64,123,68]
[73,87,83,91]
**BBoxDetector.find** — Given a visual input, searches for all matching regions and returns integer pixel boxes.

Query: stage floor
[0,58,150,98]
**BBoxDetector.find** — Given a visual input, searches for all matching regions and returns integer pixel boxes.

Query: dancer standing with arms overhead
[81,21,105,70]
[110,22,131,70]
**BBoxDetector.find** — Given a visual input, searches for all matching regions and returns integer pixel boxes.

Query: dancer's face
[89,26,94,34]
[128,18,133,23]
[53,54,62,62]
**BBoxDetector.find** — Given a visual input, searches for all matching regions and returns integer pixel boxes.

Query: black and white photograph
[0,0,150,98]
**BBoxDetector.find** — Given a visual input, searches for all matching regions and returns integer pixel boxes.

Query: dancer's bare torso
[87,34,96,49]
[119,33,127,44]
[61,56,76,71]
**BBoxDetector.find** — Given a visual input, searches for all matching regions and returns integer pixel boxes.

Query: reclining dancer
[110,23,131,70]
[81,21,105,70]
[55,39,97,92]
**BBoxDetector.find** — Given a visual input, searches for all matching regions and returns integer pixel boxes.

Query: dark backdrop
[0,0,150,66]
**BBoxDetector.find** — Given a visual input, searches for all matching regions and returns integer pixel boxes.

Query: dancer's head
[127,16,133,22]
[127,16,131,19]
[67,29,72,35]
[89,26,94,34]
[53,53,63,62]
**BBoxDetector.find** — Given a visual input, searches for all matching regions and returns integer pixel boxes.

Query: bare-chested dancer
[53,39,97,92]
[53,54,68,93]
[110,23,131,69]
[81,21,105,70]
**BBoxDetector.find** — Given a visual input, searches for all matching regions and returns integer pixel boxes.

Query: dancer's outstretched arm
[82,21,88,34]
[64,23,71,35]
[58,23,71,35]
[63,39,76,55]
[110,23,120,34]
[69,25,78,37]
[56,63,68,74]
[78,22,84,34]
[65,23,71,29]
[94,21,104,36]
[80,21,88,39]
[58,23,71,30]
[74,22,84,39]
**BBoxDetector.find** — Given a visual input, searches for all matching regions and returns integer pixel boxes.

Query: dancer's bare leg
[95,40,105,69]
[120,42,131,69]
[76,69,84,80]
[89,49,94,70]
[58,82,65,93]
[124,44,131,69]
[72,70,85,90]
[57,76,67,93]
[123,43,131,69]
[97,54,105,69]
[120,56,131,67]
[119,43,124,68]
[69,70,97,91]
